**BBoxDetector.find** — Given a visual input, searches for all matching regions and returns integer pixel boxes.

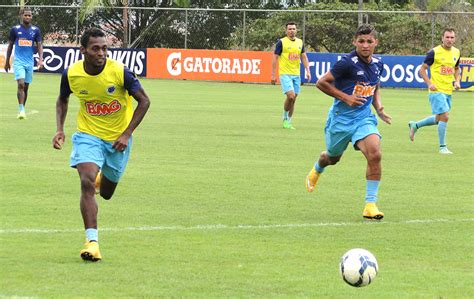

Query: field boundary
[2,218,473,234]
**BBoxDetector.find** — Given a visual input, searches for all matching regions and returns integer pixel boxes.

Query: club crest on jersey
[353,81,376,97]
[107,86,116,94]
[85,100,121,116]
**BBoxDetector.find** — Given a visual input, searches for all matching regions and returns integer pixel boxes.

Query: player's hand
[305,72,311,82]
[376,107,392,125]
[4,61,10,73]
[344,94,367,107]
[37,59,44,70]
[454,81,461,90]
[271,75,276,85]
[429,84,437,91]
[113,133,130,152]
[52,131,65,150]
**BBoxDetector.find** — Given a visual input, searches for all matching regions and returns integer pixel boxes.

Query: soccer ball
[340,248,378,287]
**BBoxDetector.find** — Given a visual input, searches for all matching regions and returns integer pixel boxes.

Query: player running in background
[4,7,43,119]
[306,24,392,220]
[52,28,150,262]
[408,28,461,154]
[271,21,311,130]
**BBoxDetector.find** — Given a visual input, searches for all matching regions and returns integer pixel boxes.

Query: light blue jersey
[9,24,42,65]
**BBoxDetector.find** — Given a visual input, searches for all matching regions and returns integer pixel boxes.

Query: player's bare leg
[283,91,297,129]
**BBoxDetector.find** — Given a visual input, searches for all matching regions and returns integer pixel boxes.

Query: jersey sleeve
[274,40,282,55]
[455,53,461,67]
[124,67,142,95]
[301,44,306,53]
[330,58,350,80]
[423,50,435,66]
[59,69,72,98]
[35,27,43,43]
[8,27,16,42]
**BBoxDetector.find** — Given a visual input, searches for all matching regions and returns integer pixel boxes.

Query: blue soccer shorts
[13,61,33,83]
[324,115,381,157]
[429,93,452,115]
[279,74,301,95]
[70,132,133,183]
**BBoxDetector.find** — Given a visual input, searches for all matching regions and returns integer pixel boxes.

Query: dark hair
[21,7,32,14]
[80,28,106,48]
[442,27,455,35]
[355,24,377,38]
[286,22,297,28]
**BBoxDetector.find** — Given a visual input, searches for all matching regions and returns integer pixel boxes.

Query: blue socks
[314,162,325,174]
[416,115,436,128]
[85,228,98,242]
[283,111,289,121]
[365,180,380,203]
[438,121,447,147]
[19,104,25,113]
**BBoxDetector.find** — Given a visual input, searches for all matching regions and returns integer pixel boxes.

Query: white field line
[1,218,473,234]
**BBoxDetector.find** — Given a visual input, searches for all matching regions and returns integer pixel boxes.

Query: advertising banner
[306,53,473,90]
[0,46,147,76]
[146,48,273,83]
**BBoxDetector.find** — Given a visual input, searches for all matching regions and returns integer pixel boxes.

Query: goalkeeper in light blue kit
[4,7,43,119]
[306,24,392,220]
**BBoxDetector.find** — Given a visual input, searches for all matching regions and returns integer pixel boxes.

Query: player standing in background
[52,28,150,262]
[271,22,311,130]
[4,7,43,120]
[306,24,392,220]
[408,28,461,154]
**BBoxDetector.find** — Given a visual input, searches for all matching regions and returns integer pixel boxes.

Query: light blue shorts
[280,74,301,95]
[429,93,451,115]
[325,115,381,157]
[13,61,33,83]
[70,132,133,183]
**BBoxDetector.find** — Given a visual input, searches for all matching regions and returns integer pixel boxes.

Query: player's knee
[18,82,26,90]
[80,176,95,194]
[368,150,382,164]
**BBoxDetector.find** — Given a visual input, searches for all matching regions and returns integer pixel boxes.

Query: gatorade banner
[146,48,272,83]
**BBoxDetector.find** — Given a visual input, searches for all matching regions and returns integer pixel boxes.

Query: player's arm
[316,71,366,107]
[36,28,44,69]
[453,57,461,90]
[4,29,15,72]
[112,68,151,152]
[301,51,311,82]
[419,50,436,91]
[371,83,391,124]
[36,41,44,70]
[53,70,71,150]
[271,40,282,85]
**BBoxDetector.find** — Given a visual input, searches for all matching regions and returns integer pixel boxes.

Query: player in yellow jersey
[52,28,150,262]
[271,22,311,130]
[409,28,461,154]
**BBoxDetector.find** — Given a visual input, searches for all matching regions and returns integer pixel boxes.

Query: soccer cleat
[80,241,102,262]
[283,120,296,130]
[363,203,384,220]
[306,168,321,192]
[17,111,26,120]
[95,172,101,194]
[408,121,417,141]
[439,147,453,154]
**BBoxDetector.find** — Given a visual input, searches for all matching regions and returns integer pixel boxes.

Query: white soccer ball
[340,248,378,287]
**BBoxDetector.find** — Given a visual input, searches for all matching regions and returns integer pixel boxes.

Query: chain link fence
[1,5,473,55]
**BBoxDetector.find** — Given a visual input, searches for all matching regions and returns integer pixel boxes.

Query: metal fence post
[431,13,435,49]
[75,7,79,46]
[242,10,246,50]
[302,11,306,45]
[185,9,188,49]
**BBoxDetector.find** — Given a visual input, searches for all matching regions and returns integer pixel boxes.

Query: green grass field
[0,72,473,298]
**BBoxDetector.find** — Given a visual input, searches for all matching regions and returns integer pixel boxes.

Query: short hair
[80,28,106,48]
[286,22,297,28]
[355,24,377,38]
[21,7,32,15]
[442,27,455,35]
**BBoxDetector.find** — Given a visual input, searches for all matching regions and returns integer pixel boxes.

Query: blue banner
[305,52,426,88]
[34,46,147,76]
